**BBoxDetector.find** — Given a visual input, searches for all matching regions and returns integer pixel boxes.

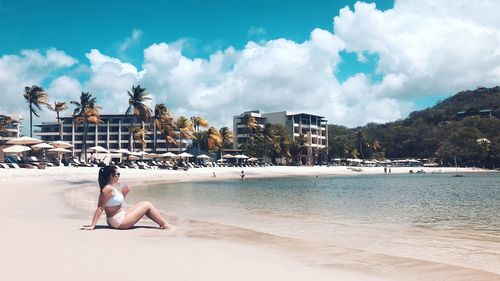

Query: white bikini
[106,187,126,228]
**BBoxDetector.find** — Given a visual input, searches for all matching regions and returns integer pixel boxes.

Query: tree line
[8,85,235,162]
[3,85,499,168]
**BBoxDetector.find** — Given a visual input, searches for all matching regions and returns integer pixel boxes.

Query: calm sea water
[133,173,500,240]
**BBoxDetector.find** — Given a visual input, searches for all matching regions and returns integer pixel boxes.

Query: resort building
[34,114,185,156]
[455,107,493,119]
[0,113,22,144]
[233,110,328,153]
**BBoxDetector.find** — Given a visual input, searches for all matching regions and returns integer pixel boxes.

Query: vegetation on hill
[328,86,500,168]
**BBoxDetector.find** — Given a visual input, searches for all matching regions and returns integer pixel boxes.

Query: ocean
[124,172,500,275]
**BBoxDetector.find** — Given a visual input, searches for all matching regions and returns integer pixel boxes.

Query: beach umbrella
[247,157,259,162]
[196,154,210,159]
[177,152,193,158]
[234,154,249,159]
[50,141,73,148]
[88,146,109,162]
[88,146,109,153]
[31,143,54,150]
[2,145,31,153]
[217,158,227,162]
[222,154,235,159]
[31,143,54,162]
[7,136,42,145]
[145,153,159,159]
[160,152,177,158]
[48,148,72,153]
[48,147,71,165]
[112,148,132,154]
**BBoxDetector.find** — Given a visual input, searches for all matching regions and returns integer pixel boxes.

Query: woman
[82,165,174,230]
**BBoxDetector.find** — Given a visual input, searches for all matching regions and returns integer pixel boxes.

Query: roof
[285,112,326,119]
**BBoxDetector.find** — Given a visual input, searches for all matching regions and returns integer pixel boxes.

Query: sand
[0,166,498,281]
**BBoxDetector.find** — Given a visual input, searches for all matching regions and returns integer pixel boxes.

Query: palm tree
[293,133,308,165]
[366,138,381,158]
[23,85,50,137]
[241,113,259,143]
[125,85,152,151]
[191,116,209,155]
[71,92,99,162]
[74,107,102,162]
[132,126,148,151]
[219,127,234,158]
[355,130,366,159]
[273,124,292,164]
[206,127,222,152]
[154,103,174,152]
[175,116,195,152]
[48,101,69,141]
[261,123,278,161]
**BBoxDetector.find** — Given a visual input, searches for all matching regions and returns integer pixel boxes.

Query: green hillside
[406,86,500,125]
[328,86,500,168]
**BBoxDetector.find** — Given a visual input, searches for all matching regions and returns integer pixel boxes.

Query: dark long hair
[98,165,118,192]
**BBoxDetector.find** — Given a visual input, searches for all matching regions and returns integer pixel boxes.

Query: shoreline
[1,166,499,281]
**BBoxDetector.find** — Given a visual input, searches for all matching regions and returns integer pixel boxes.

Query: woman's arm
[81,187,112,230]
[122,185,130,198]
[81,207,103,230]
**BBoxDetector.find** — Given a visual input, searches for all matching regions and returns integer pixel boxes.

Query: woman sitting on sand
[82,165,173,230]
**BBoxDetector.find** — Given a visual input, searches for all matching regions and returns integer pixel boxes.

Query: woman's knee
[141,201,153,208]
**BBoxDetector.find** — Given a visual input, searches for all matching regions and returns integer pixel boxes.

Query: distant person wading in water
[240,171,245,180]
[81,165,174,230]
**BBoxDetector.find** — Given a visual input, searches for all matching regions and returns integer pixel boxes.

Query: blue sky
[0,0,498,132]
[0,0,390,59]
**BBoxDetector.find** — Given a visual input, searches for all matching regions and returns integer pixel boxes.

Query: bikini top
[105,187,124,207]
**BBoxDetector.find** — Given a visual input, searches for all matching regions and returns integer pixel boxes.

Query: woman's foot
[160,223,176,231]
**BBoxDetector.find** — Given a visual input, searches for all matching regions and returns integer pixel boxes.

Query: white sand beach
[0,166,498,281]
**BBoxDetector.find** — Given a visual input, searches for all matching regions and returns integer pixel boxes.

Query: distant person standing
[240,171,245,181]
[384,166,387,174]
[213,172,216,179]
[389,167,392,174]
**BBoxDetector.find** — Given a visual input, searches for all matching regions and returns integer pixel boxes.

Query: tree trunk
[29,103,33,137]
[153,119,157,153]
[128,116,134,152]
[57,112,62,141]
[83,122,89,162]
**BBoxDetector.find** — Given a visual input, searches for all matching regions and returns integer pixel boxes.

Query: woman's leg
[119,201,170,229]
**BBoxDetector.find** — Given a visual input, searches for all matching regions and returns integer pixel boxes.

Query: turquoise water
[134,173,500,238]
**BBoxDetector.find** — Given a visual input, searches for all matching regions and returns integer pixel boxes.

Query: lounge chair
[0,163,10,169]
[8,163,21,169]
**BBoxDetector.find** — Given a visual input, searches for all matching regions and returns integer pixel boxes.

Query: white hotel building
[35,114,184,155]
[233,110,328,151]
[0,113,22,144]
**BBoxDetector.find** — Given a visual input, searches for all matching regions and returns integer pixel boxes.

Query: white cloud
[118,29,143,59]
[334,0,500,96]
[47,76,82,102]
[84,49,144,114]
[248,26,267,39]
[0,49,76,134]
[3,1,500,131]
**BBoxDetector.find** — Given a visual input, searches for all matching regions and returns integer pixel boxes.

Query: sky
[1,0,499,135]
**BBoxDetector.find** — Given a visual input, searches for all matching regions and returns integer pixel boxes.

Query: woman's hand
[122,185,130,197]
[81,225,96,230]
